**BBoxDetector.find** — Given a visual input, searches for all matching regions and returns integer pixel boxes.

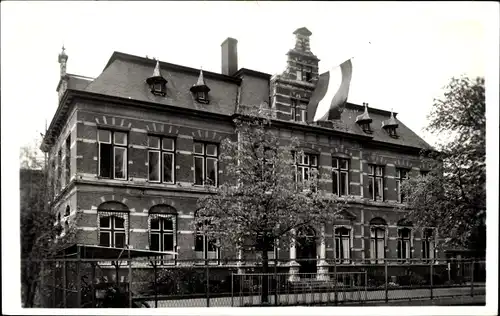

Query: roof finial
[152,59,161,77]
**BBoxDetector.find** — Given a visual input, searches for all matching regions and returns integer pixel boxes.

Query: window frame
[147,135,176,184]
[396,168,410,203]
[334,227,351,263]
[370,226,386,263]
[422,228,435,261]
[194,221,220,264]
[193,142,219,186]
[294,152,318,190]
[65,135,71,186]
[397,227,412,262]
[332,157,349,196]
[291,98,298,121]
[368,164,384,201]
[99,215,126,248]
[98,129,128,180]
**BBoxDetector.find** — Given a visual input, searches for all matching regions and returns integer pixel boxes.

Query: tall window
[291,98,298,121]
[65,135,71,185]
[398,228,411,262]
[193,142,218,186]
[195,222,219,262]
[368,165,384,201]
[57,149,62,191]
[148,136,175,183]
[99,215,126,248]
[422,228,435,261]
[370,218,387,263]
[295,152,318,189]
[396,168,410,203]
[335,227,351,263]
[150,216,175,252]
[332,158,349,196]
[305,66,312,82]
[98,129,128,180]
[296,67,302,81]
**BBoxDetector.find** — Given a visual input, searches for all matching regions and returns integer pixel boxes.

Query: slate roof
[84,52,239,116]
[72,51,431,150]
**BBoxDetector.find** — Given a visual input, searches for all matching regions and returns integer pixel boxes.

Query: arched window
[335,227,351,263]
[97,201,129,248]
[149,205,177,256]
[65,205,70,216]
[370,217,387,263]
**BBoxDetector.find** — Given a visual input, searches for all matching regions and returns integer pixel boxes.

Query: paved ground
[145,285,486,307]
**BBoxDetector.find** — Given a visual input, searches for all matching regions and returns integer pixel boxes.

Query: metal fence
[32,257,486,308]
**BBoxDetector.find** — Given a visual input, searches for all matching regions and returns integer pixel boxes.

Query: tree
[20,140,77,307]
[401,76,485,254]
[196,109,346,303]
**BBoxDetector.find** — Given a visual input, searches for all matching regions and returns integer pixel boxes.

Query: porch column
[288,229,300,281]
[317,224,329,280]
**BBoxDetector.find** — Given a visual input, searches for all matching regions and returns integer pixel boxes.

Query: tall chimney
[221,37,238,76]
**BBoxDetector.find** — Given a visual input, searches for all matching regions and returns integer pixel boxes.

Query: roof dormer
[382,111,399,138]
[190,69,210,104]
[146,60,167,96]
[356,103,373,133]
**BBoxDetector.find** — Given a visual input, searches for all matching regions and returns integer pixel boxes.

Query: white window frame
[193,142,218,186]
[396,168,410,203]
[334,227,351,263]
[398,227,412,262]
[98,130,128,180]
[370,226,386,263]
[98,215,126,248]
[332,158,349,196]
[148,136,175,183]
[368,165,384,201]
[422,228,435,261]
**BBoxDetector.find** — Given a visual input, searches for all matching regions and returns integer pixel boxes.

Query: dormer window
[146,60,168,97]
[191,69,210,104]
[356,103,373,134]
[387,126,397,138]
[382,111,399,138]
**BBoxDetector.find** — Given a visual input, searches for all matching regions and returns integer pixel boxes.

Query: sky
[0,1,492,151]
[1,2,499,314]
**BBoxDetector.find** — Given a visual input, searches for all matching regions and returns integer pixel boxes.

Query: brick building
[41,27,441,277]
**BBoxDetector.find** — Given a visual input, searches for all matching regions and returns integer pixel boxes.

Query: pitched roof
[85,52,239,116]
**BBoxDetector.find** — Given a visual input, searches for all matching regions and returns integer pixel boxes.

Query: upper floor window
[397,228,412,262]
[148,136,175,183]
[332,157,349,196]
[335,227,351,263]
[360,122,372,133]
[98,129,128,180]
[422,228,435,260]
[193,142,218,186]
[65,135,71,185]
[420,170,429,178]
[368,165,384,201]
[295,152,318,189]
[304,66,313,82]
[57,149,63,191]
[291,98,298,121]
[296,67,302,81]
[396,168,410,203]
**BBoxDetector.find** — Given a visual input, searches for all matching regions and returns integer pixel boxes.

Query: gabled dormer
[146,60,167,96]
[190,69,210,104]
[382,111,399,138]
[356,102,373,133]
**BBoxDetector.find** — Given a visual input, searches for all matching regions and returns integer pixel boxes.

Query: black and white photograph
[2,1,498,315]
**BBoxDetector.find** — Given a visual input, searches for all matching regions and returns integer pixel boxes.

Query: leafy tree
[20,140,77,307]
[401,76,485,254]
[197,109,346,303]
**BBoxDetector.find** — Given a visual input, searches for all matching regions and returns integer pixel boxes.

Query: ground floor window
[335,227,351,263]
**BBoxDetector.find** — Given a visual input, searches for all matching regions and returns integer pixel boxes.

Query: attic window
[360,122,372,133]
[153,82,165,95]
[196,91,207,102]
[387,126,398,138]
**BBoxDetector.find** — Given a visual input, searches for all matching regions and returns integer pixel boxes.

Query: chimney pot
[221,37,238,76]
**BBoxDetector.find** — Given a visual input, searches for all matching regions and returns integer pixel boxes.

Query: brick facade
[42,27,442,274]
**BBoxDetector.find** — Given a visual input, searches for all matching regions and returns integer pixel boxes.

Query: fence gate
[230,272,367,307]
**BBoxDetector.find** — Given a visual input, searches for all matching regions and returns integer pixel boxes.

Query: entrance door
[297,226,317,274]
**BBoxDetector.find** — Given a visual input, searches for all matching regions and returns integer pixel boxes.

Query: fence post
[429,259,433,300]
[128,247,132,308]
[206,260,210,307]
[334,259,338,305]
[470,259,474,297]
[231,273,234,307]
[52,261,56,308]
[274,258,278,306]
[63,260,67,308]
[76,247,81,308]
[384,259,388,303]
[40,260,45,307]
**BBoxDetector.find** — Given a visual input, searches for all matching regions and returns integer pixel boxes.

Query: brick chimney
[221,37,238,76]
[293,27,312,53]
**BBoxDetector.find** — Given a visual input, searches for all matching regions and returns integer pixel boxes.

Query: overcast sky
[1,1,493,151]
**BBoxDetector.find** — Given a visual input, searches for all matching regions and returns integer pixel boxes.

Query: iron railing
[30,257,485,308]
